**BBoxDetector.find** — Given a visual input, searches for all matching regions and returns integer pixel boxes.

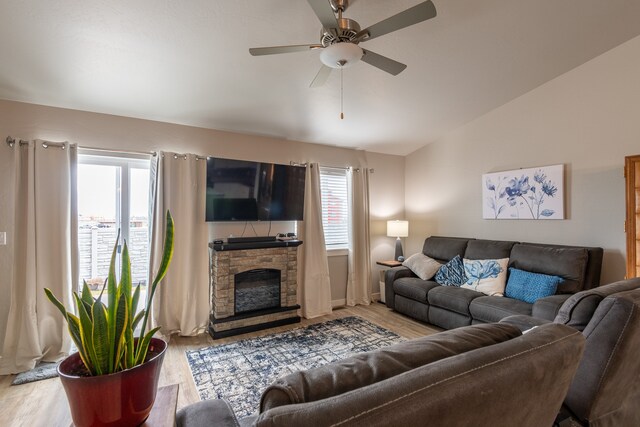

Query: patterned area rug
[186,316,404,418]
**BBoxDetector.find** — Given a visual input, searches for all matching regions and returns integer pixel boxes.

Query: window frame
[319,166,350,252]
[77,151,151,293]
[78,152,150,246]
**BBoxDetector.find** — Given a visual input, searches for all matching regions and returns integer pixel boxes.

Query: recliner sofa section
[385,236,603,330]
[501,278,640,426]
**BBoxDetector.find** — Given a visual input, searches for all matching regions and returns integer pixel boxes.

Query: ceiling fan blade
[249,44,322,56]
[357,1,437,42]
[361,49,407,75]
[310,65,333,88]
[306,0,338,30]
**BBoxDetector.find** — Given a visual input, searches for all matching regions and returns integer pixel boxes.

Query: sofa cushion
[428,285,484,315]
[532,294,572,321]
[260,323,522,412]
[461,258,509,296]
[470,296,533,323]
[508,244,588,294]
[464,239,517,260]
[393,278,439,303]
[434,255,467,286]
[523,242,603,290]
[505,268,563,303]
[422,236,470,263]
[402,253,442,280]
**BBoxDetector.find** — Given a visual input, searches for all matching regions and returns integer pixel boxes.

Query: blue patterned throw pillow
[435,255,467,286]
[505,268,563,304]
[462,258,509,296]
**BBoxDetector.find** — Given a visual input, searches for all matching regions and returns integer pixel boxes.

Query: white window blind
[319,167,349,249]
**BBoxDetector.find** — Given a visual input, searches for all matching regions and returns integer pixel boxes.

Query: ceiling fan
[249,0,437,87]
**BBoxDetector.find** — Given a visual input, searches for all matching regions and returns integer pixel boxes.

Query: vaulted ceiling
[1,1,640,155]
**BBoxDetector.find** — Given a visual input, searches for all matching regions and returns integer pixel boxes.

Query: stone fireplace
[209,240,302,339]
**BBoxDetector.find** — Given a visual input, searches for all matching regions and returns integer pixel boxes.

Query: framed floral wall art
[482,164,564,220]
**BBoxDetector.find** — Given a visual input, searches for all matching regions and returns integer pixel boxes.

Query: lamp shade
[387,220,409,238]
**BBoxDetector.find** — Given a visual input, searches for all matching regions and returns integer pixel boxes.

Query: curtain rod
[6,136,371,170]
[163,152,206,161]
[290,161,374,173]
[80,146,157,157]
[6,136,157,157]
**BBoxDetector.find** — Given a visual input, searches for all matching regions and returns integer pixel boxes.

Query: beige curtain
[149,152,209,336]
[346,167,372,306]
[0,140,77,374]
[297,163,332,318]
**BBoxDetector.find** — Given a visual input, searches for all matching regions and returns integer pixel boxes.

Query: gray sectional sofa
[173,277,640,427]
[385,236,603,329]
[176,322,585,427]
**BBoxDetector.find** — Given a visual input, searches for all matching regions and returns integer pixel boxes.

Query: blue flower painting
[482,164,564,220]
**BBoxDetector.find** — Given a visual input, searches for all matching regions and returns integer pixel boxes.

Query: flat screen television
[205,157,306,222]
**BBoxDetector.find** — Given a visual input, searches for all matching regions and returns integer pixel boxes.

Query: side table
[376,260,402,303]
[143,384,179,427]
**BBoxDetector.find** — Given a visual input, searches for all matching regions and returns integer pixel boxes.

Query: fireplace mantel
[210,239,303,252]
[208,240,302,339]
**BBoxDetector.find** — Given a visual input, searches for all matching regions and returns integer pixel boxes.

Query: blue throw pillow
[435,255,467,286]
[505,268,563,303]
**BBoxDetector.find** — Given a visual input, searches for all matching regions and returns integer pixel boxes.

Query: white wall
[405,35,640,285]
[0,100,405,348]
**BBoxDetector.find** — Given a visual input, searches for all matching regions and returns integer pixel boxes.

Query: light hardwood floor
[0,303,439,427]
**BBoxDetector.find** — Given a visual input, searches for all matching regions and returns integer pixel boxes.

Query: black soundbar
[227,236,277,244]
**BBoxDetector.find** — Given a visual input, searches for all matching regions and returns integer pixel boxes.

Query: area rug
[186,316,404,418]
[11,362,58,385]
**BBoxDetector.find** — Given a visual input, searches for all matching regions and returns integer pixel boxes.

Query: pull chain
[340,67,344,120]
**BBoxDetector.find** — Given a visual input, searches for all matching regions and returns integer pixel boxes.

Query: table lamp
[387,220,409,261]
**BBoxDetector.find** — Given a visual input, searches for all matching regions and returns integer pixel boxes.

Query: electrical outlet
[0,232,6,246]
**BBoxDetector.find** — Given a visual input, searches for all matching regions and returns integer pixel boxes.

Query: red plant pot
[57,338,167,427]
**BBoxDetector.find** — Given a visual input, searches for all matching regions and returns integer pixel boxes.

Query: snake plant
[45,210,174,376]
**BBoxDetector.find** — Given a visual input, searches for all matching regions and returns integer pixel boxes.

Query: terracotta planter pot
[57,338,167,427]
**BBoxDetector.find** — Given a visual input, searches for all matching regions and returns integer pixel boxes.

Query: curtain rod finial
[6,136,15,148]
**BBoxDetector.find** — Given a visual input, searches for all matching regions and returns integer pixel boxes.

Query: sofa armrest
[532,294,573,321]
[176,399,242,427]
[500,315,551,332]
[384,266,415,309]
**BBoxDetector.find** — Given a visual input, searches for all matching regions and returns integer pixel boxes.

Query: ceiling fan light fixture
[320,42,363,68]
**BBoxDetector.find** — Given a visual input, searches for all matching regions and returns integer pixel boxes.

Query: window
[319,167,349,250]
[77,153,151,310]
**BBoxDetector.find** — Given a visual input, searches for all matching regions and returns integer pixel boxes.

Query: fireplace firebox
[234,268,281,314]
